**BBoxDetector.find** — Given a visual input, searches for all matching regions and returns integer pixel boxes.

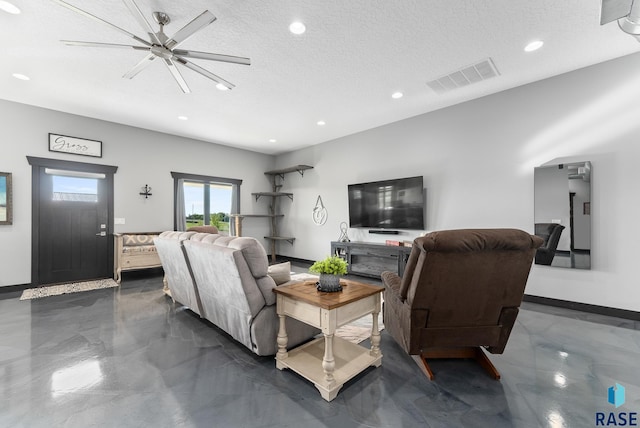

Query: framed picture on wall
[0,172,12,225]
[49,133,102,158]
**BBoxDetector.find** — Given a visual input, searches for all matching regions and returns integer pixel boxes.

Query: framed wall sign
[49,133,102,158]
[0,172,12,225]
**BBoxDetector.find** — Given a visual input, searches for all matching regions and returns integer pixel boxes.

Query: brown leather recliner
[382,229,543,380]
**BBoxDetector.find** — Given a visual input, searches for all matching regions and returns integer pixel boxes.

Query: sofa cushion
[267,262,291,285]
[210,236,237,247]
[227,237,269,278]
[159,231,197,240]
[190,232,219,242]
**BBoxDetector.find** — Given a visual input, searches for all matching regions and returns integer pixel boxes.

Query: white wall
[0,100,274,287]
[275,52,640,312]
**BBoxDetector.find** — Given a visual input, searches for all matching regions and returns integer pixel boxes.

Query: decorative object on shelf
[312,195,327,226]
[0,172,12,225]
[338,221,350,242]
[49,133,102,158]
[309,255,348,292]
[139,184,152,198]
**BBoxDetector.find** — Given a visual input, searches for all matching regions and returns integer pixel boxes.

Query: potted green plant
[309,255,348,292]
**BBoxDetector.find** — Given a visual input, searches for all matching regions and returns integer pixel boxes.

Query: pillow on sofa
[122,234,159,246]
[268,262,291,285]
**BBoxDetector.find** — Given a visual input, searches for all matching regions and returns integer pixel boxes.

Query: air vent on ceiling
[426,58,500,95]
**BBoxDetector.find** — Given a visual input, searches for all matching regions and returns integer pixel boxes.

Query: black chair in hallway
[534,223,565,265]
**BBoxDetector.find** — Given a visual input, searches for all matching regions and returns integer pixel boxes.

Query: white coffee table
[273,279,383,401]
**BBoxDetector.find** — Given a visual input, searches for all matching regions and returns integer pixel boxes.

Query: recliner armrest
[381,271,402,296]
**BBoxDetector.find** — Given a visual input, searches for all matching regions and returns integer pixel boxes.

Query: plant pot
[316,273,343,292]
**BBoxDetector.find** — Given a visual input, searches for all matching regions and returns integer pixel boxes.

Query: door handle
[96,232,107,237]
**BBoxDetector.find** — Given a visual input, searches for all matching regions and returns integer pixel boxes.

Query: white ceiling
[1,0,639,155]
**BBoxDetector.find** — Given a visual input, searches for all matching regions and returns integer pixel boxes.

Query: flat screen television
[348,176,425,230]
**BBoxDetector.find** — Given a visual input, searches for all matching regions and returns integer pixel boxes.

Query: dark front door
[28,157,117,286]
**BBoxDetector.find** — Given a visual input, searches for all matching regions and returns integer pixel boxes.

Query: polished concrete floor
[1,268,639,428]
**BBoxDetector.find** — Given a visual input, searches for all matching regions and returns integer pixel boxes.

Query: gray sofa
[154,231,319,356]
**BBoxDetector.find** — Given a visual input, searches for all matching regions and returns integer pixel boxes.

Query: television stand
[368,230,399,235]
[331,241,412,279]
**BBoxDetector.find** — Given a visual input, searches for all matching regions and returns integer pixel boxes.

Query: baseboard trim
[274,255,314,267]
[523,294,640,321]
[0,283,31,295]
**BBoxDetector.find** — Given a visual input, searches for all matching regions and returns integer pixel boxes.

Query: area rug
[335,315,385,344]
[20,278,119,300]
[290,272,385,344]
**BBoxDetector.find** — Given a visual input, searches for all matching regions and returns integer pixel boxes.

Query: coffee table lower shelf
[277,335,382,401]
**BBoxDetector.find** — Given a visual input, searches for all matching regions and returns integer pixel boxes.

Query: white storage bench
[113,232,162,283]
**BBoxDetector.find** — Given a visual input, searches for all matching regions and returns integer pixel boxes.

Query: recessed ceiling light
[216,83,229,91]
[12,73,30,81]
[269,139,277,143]
[317,120,326,126]
[178,116,188,121]
[391,92,403,99]
[0,1,21,14]
[289,21,306,35]
[524,40,544,52]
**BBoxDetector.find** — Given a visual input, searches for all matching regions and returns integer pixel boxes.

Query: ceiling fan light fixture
[12,73,30,81]
[152,11,170,26]
[0,1,20,14]
[289,21,306,35]
[524,40,544,52]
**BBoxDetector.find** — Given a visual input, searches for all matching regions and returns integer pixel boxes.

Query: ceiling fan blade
[61,40,149,51]
[173,49,251,66]
[600,0,633,24]
[163,59,191,93]
[165,10,216,50]
[173,55,235,89]
[122,0,162,45]
[123,53,157,79]
[51,0,151,47]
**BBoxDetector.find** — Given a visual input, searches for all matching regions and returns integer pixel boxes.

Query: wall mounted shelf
[252,192,293,201]
[235,165,313,261]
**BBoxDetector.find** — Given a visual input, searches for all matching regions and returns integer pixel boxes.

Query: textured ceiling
[1,0,639,155]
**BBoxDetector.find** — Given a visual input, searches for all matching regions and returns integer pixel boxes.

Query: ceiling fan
[600,0,640,41]
[52,0,251,93]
